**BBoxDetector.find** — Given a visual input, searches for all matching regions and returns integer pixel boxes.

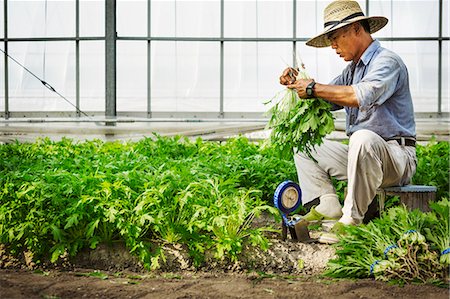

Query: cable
[0,47,93,119]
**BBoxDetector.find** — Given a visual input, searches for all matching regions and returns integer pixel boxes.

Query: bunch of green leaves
[265,67,334,158]
[0,136,288,269]
[325,199,449,284]
[423,199,450,265]
[412,139,449,199]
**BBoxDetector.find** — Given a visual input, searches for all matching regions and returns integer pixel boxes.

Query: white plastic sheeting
[0,0,449,115]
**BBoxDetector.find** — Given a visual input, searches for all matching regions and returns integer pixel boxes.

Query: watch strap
[306,80,316,98]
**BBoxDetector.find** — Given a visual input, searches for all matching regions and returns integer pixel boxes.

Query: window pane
[297,0,328,39]
[224,42,292,112]
[8,1,75,38]
[80,41,104,112]
[386,41,439,112]
[0,0,4,39]
[152,0,220,37]
[0,45,4,111]
[444,0,449,37]
[225,0,292,38]
[442,41,449,112]
[117,0,147,37]
[370,0,439,38]
[80,0,104,37]
[117,41,147,112]
[152,41,220,112]
[295,43,347,84]
[8,42,76,112]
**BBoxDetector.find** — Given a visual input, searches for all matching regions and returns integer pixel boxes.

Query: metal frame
[1,0,449,121]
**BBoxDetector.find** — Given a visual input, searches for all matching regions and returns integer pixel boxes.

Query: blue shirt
[329,40,416,139]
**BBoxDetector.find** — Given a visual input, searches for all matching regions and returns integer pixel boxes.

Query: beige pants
[294,129,417,223]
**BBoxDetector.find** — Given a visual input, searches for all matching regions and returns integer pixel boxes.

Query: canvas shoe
[302,206,341,223]
[318,222,347,244]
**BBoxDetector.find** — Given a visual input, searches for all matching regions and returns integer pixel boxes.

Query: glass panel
[225,0,292,38]
[368,0,393,37]
[371,0,439,38]
[152,0,220,37]
[295,43,348,84]
[117,41,147,112]
[8,0,75,38]
[224,42,292,113]
[117,0,147,37]
[151,41,220,112]
[442,41,449,112]
[8,42,76,112]
[386,41,438,112]
[297,0,329,39]
[444,0,449,37]
[80,41,104,112]
[80,0,104,37]
[0,0,4,39]
[0,44,4,111]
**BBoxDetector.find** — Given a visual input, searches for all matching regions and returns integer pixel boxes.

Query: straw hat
[306,0,388,48]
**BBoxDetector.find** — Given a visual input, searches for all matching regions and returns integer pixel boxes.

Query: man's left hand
[287,79,314,99]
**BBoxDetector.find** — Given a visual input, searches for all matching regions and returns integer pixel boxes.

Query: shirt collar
[354,39,381,68]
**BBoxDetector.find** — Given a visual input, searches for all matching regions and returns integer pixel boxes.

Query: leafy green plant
[412,139,449,199]
[0,136,284,269]
[265,66,334,158]
[325,199,449,284]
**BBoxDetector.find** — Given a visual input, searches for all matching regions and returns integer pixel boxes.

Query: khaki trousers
[294,129,417,223]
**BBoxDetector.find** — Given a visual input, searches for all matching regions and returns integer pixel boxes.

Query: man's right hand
[279,67,298,85]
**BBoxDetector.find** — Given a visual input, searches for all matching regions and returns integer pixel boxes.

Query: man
[279,0,416,243]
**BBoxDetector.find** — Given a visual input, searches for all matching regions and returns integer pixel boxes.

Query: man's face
[327,24,358,62]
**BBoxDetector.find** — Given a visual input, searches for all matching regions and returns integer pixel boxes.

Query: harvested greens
[326,198,450,284]
[265,66,335,158]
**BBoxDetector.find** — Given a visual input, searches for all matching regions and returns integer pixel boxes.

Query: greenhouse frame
[0,0,449,122]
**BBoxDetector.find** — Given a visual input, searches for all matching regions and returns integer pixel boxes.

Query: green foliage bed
[0,136,295,269]
[0,136,448,274]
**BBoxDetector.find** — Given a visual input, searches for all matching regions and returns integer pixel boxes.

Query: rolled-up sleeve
[352,57,401,111]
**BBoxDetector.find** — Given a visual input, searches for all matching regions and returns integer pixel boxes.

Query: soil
[1,268,448,299]
[0,216,448,298]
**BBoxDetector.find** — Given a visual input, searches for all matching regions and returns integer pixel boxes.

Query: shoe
[318,222,347,244]
[302,207,340,223]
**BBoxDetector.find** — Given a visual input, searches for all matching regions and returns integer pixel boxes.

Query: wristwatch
[306,80,316,98]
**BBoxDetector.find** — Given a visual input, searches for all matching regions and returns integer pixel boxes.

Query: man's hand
[287,79,315,99]
[279,67,298,85]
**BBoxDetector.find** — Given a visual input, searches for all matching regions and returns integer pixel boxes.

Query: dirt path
[1,268,448,299]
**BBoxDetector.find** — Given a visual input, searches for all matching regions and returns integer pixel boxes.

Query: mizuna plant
[0,136,285,269]
[265,63,335,158]
[326,199,450,284]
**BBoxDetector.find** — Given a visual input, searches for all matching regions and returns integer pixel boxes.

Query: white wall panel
[80,41,104,111]
[117,41,147,112]
[8,41,76,112]
[8,0,75,38]
[443,41,449,112]
[152,0,220,37]
[151,41,220,112]
[80,0,104,37]
[225,0,292,38]
[224,42,291,112]
[118,0,146,37]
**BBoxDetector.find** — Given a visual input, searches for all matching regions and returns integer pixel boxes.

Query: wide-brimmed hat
[306,0,388,48]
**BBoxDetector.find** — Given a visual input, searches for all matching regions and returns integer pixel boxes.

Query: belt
[386,137,416,147]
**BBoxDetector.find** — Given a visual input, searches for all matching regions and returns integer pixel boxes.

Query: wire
[0,47,92,119]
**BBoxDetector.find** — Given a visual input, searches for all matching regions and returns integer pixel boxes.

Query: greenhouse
[0,1,449,298]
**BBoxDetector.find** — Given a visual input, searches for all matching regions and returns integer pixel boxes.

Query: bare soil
[1,268,448,299]
[0,217,448,298]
